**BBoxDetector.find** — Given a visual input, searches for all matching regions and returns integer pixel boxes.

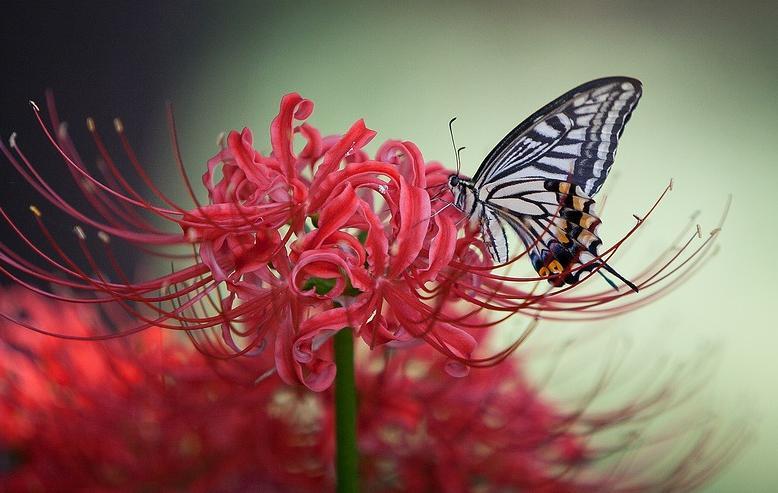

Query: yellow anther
[86,117,96,132]
[558,182,570,194]
[548,260,564,274]
[29,205,41,217]
[555,230,569,244]
[113,118,124,133]
[538,267,550,277]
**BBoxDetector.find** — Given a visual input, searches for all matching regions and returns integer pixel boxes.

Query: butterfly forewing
[473,77,642,196]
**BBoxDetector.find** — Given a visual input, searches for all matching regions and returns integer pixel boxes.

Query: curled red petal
[306,184,359,249]
[296,123,322,162]
[274,310,299,387]
[271,93,312,179]
[308,161,401,212]
[358,201,388,275]
[417,213,457,283]
[389,176,431,278]
[290,250,372,300]
[291,297,373,391]
[376,140,427,188]
[310,119,376,197]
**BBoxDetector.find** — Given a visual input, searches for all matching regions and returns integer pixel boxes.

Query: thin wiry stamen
[0,91,725,390]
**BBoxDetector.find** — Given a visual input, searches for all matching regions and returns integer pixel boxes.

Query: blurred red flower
[0,93,718,391]
[0,289,739,492]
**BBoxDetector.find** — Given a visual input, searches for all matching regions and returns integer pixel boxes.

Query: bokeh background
[1,1,776,490]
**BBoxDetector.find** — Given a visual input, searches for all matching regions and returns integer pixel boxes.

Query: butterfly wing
[473,77,642,196]
[471,77,641,287]
[477,179,604,285]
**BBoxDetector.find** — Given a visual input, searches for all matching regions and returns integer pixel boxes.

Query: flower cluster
[0,287,313,492]
[0,93,719,391]
[0,288,738,492]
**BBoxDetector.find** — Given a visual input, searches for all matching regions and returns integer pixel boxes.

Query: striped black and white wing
[473,77,642,196]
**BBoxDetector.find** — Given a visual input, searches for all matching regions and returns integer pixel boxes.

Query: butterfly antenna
[449,117,462,175]
[598,261,639,293]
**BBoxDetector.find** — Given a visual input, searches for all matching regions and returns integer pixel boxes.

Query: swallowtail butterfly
[448,77,642,291]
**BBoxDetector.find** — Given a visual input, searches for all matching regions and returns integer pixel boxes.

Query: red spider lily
[0,287,325,492]
[0,289,740,492]
[352,327,742,493]
[0,92,721,391]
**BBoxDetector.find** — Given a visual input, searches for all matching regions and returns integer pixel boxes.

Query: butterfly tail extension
[596,269,620,291]
[598,261,639,293]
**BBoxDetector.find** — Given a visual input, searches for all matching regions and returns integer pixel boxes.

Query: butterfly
[447,77,642,291]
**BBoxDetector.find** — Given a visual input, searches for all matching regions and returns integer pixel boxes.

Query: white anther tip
[97,231,110,243]
[29,100,40,112]
[73,225,86,240]
[9,132,17,148]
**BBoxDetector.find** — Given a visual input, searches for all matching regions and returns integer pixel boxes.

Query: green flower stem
[334,328,359,493]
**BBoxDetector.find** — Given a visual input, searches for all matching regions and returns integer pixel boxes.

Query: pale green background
[154,1,776,490]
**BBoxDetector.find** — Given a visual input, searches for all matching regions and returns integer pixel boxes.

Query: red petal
[310,119,376,195]
[389,176,430,278]
[358,201,388,275]
[292,297,373,391]
[417,213,457,283]
[270,93,312,179]
[307,161,401,212]
[306,184,359,249]
[376,140,427,188]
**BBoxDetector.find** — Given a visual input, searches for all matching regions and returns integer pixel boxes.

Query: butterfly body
[448,77,642,290]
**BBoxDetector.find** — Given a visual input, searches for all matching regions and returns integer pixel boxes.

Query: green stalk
[334,328,359,493]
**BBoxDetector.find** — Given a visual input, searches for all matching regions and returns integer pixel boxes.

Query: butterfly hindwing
[477,179,606,284]
[479,206,510,264]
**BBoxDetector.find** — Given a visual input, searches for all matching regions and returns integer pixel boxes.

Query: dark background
[0,1,220,267]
